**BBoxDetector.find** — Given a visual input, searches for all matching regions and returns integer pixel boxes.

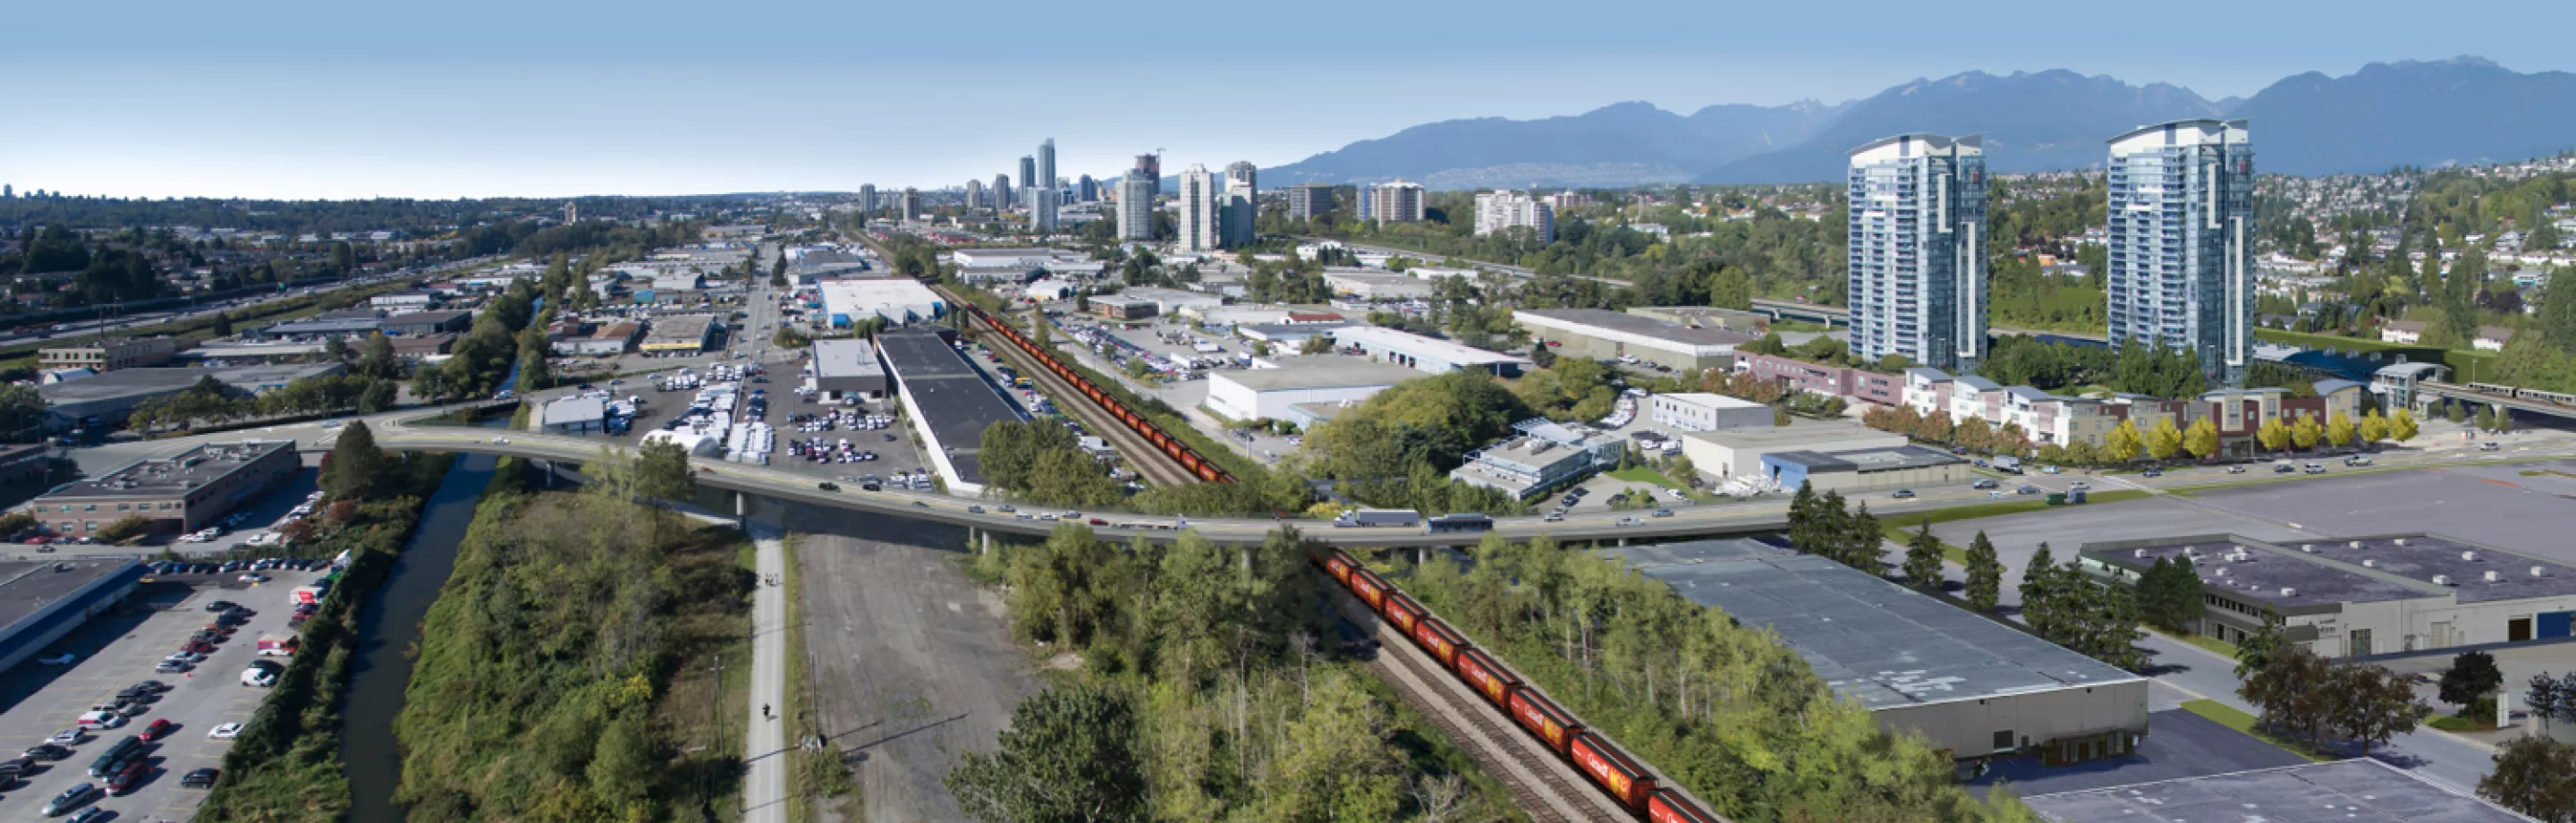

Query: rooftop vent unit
[2301,544,2317,552]
[2134,548,2148,558]
[2281,587,2297,597]
[2462,551,2480,562]
[2394,538,2411,547]
[2214,568,2228,577]
[2363,559,2377,568]
[2350,540,2364,548]
[2537,566,2551,578]
[2486,571,2503,582]
[2434,574,2455,586]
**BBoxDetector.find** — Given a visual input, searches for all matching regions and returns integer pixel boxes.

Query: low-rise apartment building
[28,440,298,536]
[38,338,178,372]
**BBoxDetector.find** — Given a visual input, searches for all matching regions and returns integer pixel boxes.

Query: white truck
[1333,508,1421,529]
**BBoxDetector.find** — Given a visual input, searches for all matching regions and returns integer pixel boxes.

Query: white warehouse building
[1204,360,1422,423]
[1649,393,1773,432]
[819,279,946,327]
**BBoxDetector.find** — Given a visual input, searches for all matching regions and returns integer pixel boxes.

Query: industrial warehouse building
[1514,309,1756,371]
[2080,533,2576,657]
[38,364,347,425]
[1203,359,1421,424]
[2024,759,2531,823]
[1760,445,1970,493]
[38,337,179,372]
[809,338,888,402]
[380,310,474,336]
[0,557,146,672]
[1322,269,1436,301]
[1649,393,1772,432]
[876,329,1021,496]
[1679,419,1906,479]
[1115,286,1227,317]
[819,278,945,327]
[1610,539,2149,766]
[29,440,299,537]
[1449,418,1625,498]
[1328,326,1530,377]
[640,315,721,355]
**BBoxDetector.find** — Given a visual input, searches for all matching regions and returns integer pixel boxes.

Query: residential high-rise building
[1287,183,1335,221]
[858,184,877,215]
[2106,120,2256,386]
[1134,154,1160,182]
[1017,156,1037,205]
[1221,161,1258,248]
[964,178,985,209]
[1029,182,1059,233]
[1117,176,1157,242]
[1037,140,1056,205]
[1177,165,1222,252]
[993,174,1013,211]
[1473,190,1555,243]
[1846,134,1988,374]
[1077,174,1097,202]
[7,184,17,199]
[899,188,922,220]
[1358,184,1377,221]
[1364,180,1426,225]
[564,201,579,224]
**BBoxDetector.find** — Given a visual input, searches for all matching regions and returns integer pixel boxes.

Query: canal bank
[339,451,501,823]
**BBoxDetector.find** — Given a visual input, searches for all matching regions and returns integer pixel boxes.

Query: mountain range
[1260,57,2576,188]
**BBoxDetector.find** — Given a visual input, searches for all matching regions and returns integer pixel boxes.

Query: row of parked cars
[24,677,225,818]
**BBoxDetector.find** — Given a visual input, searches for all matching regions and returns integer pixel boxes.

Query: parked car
[140,718,174,742]
[1971,479,1998,489]
[1890,489,1916,499]
[40,783,99,816]
[181,768,219,788]
[23,743,69,761]
[208,723,243,740]
[2482,442,2503,451]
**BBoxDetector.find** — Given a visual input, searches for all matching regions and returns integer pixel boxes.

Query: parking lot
[0,564,324,820]
[537,365,936,488]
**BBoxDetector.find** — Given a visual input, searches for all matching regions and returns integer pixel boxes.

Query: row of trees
[2018,545,2148,670]
[127,372,400,434]
[2235,631,2430,755]
[1863,403,2419,466]
[954,525,1510,822]
[2477,669,2576,820]
[1784,484,1886,572]
[1398,533,2043,821]
[979,419,1125,507]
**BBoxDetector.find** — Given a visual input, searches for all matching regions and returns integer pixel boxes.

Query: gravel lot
[0,567,321,820]
[789,505,1038,823]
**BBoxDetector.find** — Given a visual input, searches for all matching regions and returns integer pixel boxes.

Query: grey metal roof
[1217,360,1422,392]
[1954,376,2004,392]
[1513,309,1756,347]
[2024,759,2534,823]
[1904,367,1952,381]
[1606,539,2141,710]
[810,339,886,380]
[38,440,294,499]
[2085,533,2576,608]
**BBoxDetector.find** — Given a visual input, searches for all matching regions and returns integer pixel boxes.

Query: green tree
[2234,617,2284,680]
[358,333,400,380]
[946,685,1148,823]
[1963,531,2004,612]
[322,420,389,501]
[633,439,696,505]
[95,515,150,544]
[1901,520,1944,590]
[2447,400,2470,425]
[2020,542,2057,623]
[358,379,397,413]
[2480,736,2576,823]
[2478,405,2498,432]
[2439,650,2506,710]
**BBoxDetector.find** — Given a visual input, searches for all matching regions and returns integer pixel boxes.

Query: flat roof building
[380,310,474,336]
[38,337,178,372]
[1516,309,1754,371]
[1649,393,1772,433]
[2080,532,2576,657]
[1678,418,1905,480]
[540,395,606,434]
[1204,359,1421,424]
[1321,269,1436,301]
[257,318,386,340]
[1116,286,1226,316]
[641,315,720,355]
[38,364,345,424]
[2024,759,2530,823]
[0,557,146,671]
[1609,539,2148,767]
[809,338,888,401]
[29,440,299,537]
[876,329,1023,495]
[1328,326,1530,378]
[1759,445,1970,494]
[1449,418,1624,499]
[819,278,945,327]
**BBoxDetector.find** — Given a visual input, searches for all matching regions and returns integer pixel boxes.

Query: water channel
[338,445,502,821]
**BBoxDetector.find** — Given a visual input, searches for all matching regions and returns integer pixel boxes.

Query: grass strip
[2180,699,2335,762]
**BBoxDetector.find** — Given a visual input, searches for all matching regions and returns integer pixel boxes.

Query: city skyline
[4,0,2569,199]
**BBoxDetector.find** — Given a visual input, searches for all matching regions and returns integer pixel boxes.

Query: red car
[182,641,215,655]
[140,718,174,742]
[107,758,151,793]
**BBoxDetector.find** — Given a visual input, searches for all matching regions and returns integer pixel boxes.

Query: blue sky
[4,0,2571,199]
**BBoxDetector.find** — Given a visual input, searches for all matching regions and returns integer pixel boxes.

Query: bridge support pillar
[1618,538,1629,547]
[981,530,994,556]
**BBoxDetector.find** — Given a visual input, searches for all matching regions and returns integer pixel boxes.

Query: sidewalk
[742,512,789,822]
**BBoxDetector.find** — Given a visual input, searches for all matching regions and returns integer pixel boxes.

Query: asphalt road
[0,568,320,821]
[741,507,787,823]
[789,505,1037,823]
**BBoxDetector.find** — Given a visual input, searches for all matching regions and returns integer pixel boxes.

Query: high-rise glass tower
[2106,120,2255,386]
[1077,174,1097,202]
[1220,161,1258,248]
[1846,134,1988,374]
[993,174,1012,212]
[963,178,984,209]
[1017,156,1037,207]
[1177,165,1221,252]
[858,184,876,215]
[1037,140,1056,204]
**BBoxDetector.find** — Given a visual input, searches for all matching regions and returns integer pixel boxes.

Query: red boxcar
[1410,617,1466,667]
[1453,648,1520,708]
[1648,789,1724,823]
[1380,592,1424,635]
[1326,551,1357,586]
[1507,688,1582,757]
[1570,731,1656,812]
[1348,569,1389,610]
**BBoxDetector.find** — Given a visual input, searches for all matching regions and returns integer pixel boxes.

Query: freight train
[958,303,1235,483]
[1310,547,1725,823]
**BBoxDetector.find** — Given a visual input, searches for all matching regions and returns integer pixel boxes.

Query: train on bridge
[2461,382,2576,408]
[1312,546,1725,823]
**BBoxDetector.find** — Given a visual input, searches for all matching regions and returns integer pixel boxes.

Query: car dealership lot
[0,566,320,819]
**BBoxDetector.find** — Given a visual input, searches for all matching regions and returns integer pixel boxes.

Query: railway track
[1334,594,1628,823]
[966,309,1202,488]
